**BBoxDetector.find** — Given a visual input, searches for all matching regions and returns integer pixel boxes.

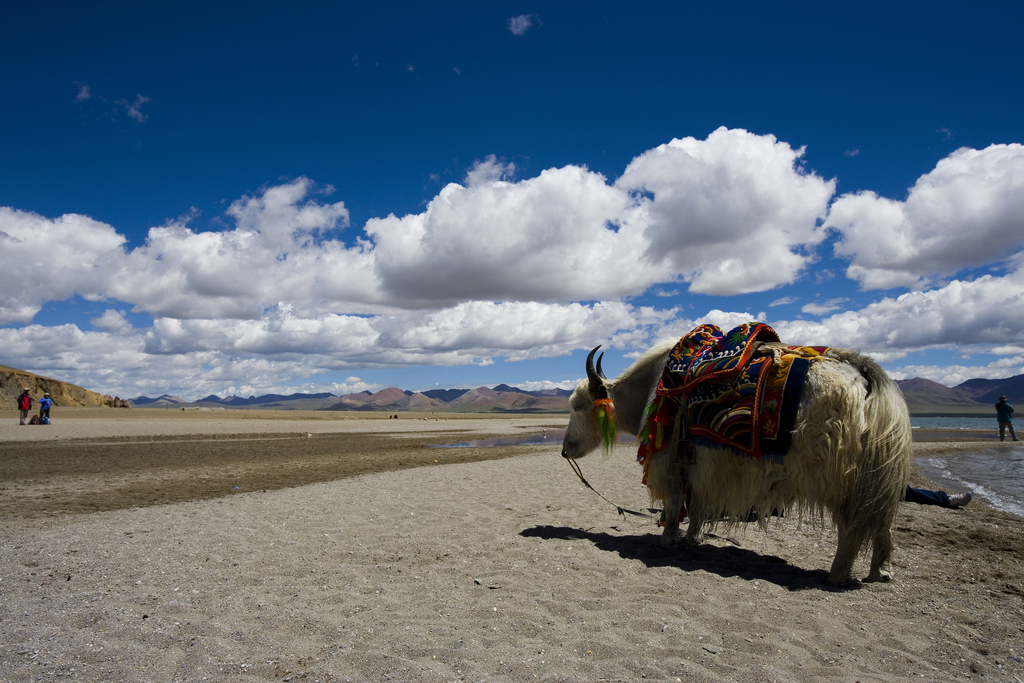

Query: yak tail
[830,348,912,538]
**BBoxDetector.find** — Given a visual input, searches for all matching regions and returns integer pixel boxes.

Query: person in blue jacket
[996,395,1018,442]
[38,392,52,423]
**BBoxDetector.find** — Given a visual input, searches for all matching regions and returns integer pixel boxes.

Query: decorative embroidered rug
[638,323,830,475]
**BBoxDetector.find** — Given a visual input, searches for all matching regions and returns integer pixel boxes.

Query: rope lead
[566,457,655,519]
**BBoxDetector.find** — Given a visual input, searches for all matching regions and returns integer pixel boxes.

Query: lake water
[916,445,1024,518]
[911,417,999,430]
[435,419,1024,518]
[910,418,1024,517]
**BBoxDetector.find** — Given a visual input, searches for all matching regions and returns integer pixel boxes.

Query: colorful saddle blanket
[638,323,829,469]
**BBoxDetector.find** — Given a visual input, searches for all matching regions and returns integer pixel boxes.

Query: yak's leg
[683,493,705,546]
[684,513,705,546]
[864,527,894,582]
[659,486,685,548]
[827,519,861,586]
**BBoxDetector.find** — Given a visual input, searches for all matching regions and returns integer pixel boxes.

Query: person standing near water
[996,395,1019,442]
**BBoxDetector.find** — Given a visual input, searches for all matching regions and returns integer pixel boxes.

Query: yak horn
[586,346,608,398]
[586,346,602,386]
[596,352,606,379]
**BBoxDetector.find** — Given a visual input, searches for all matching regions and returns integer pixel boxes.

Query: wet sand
[912,429,1000,442]
[1,410,1023,681]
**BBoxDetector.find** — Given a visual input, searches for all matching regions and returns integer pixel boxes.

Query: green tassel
[593,399,616,454]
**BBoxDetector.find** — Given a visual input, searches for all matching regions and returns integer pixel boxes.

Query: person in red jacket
[18,388,33,425]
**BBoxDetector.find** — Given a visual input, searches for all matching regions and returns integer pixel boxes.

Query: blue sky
[2,1,1023,400]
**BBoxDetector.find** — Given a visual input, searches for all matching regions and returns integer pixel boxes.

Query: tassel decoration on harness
[592,398,616,454]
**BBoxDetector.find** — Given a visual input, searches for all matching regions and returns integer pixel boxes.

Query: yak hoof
[864,568,893,583]
[684,533,704,547]
[659,532,681,549]
[827,570,856,587]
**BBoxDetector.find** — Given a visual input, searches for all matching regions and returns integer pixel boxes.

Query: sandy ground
[1,410,1023,682]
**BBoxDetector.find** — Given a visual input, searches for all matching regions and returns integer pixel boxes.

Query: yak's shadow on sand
[520,525,848,592]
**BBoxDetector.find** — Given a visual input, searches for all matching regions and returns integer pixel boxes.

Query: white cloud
[827,143,1024,290]
[0,300,677,399]
[464,155,515,185]
[224,177,350,249]
[501,379,579,392]
[992,345,1024,355]
[770,296,798,307]
[814,269,835,284]
[74,82,92,102]
[107,178,379,319]
[773,266,1024,360]
[367,162,654,304]
[508,14,536,36]
[694,309,766,330]
[301,377,384,396]
[139,309,380,359]
[0,207,127,323]
[118,94,151,122]
[374,300,665,362]
[616,127,835,294]
[91,309,133,333]
[801,297,849,315]
[370,129,838,304]
[217,376,385,399]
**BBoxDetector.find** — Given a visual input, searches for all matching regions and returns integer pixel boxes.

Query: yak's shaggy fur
[561,339,912,586]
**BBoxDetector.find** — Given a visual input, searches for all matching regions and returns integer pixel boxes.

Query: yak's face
[560,380,602,459]
[561,345,611,459]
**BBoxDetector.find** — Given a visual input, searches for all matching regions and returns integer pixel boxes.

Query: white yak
[561,337,911,586]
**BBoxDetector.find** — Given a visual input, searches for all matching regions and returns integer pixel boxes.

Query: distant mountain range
[895,373,1024,416]
[133,373,1024,416]
[7,360,1021,416]
[129,383,574,414]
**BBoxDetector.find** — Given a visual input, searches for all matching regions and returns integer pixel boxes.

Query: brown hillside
[0,364,130,409]
[897,377,983,406]
[403,392,443,410]
[449,386,566,412]
[895,377,992,416]
[364,387,410,405]
[450,387,500,406]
